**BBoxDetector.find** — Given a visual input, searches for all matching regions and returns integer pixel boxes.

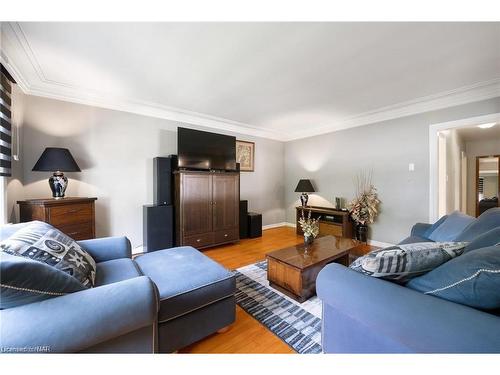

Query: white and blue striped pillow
[350,242,468,283]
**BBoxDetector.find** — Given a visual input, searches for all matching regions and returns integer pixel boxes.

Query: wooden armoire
[174,170,240,249]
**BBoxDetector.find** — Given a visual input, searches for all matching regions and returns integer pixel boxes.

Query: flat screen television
[177,127,237,171]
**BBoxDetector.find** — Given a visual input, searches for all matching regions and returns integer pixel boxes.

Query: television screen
[177,127,237,171]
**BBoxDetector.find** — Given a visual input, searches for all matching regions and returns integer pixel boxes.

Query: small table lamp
[32,147,81,199]
[294,179,315,207]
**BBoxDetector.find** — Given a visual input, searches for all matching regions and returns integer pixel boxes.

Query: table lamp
[32,147,81,199]
[294,179,315,207]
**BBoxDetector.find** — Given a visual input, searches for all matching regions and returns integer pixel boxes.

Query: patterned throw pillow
[1,221,96,287]
[350,242,468,283]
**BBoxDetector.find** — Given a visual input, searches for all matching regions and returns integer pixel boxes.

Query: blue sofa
[317,208,500,353]
[0,222,235,353]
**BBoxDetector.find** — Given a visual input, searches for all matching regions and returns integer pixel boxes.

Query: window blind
[0,65,14,177]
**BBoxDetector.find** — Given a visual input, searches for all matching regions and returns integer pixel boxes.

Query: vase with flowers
[298,208,320,245]
[348,171,381,242]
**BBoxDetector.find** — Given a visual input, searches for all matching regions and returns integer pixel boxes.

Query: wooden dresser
[17,197,97,240]
[296,206,354,239]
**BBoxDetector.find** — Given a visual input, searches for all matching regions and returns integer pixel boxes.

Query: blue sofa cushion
[0,221,96,288]
[424,215,449,238]
[456,208,500,241]
[407,245,500,310]
[463,227,500,254]
[0,252,85,309]
[428,211,475,242]
[95,258,143,287]
[350,242,468,282]
[135,247,235,323]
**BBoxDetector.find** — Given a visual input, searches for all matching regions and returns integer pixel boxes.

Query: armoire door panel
[181,173,212,236]
[212,174,239,231]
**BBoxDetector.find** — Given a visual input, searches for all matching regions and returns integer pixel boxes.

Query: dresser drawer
[49,203,93,226]
[183,232,214,248]
[56,222,94,241]
[214,228,239,244]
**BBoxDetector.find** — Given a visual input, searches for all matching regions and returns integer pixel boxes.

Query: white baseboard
[262,222,288,230]
[367,240,393,248]
[132,245,144,255]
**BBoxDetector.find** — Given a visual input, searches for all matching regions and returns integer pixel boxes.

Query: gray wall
[285,97,500,244]
[16,94,285,248]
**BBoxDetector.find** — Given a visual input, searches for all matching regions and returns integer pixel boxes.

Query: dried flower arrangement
[298,209,320,243]
[348,171,381,225]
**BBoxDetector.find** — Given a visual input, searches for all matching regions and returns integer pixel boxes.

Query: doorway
[476,155,500,216]
[429,113,500,222]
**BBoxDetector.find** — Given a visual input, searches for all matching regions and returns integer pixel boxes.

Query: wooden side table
[17,197,97,240]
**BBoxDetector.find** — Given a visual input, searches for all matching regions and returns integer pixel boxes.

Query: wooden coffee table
[266,235,374,303]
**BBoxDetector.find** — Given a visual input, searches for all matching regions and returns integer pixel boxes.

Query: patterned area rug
[235,260,322,354]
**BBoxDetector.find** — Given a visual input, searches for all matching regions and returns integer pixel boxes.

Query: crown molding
[2,22,500,143]
[283,77,500,141]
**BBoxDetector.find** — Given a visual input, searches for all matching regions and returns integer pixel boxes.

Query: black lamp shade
[32,148,81,172]
[294,179,315,193]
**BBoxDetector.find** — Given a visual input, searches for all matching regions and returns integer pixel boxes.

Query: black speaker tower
[153,156,177,205]
[144,155,177,252]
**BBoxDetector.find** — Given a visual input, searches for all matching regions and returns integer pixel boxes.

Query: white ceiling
[456,123,500,142]
[1,22,500,141]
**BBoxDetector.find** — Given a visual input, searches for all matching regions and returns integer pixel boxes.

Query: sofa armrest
[78,236,132,262]
[410,222,432,238]
[317,263,500,353]
[0,276,158,353]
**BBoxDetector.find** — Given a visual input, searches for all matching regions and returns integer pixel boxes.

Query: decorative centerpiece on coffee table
[298,208,320,245]
[348,171,380,242]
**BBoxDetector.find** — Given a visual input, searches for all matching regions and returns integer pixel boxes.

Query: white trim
[286,78,500,141]
[2,22,500,142]
[428,112,500,223]
[262,222,288,230]
[367,240,393,248]
[285,222,297,228]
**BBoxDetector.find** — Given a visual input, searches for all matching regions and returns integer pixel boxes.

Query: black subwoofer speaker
[247,212,262,238]
[143,204,174,252]
[239,200,248,239]
[153,156,177,206]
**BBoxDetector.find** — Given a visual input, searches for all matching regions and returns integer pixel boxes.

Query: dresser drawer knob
[196,239,201,242]
[224,234,228,237]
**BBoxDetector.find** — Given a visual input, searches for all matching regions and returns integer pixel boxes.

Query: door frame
[429,112,500,223]
[475,154,500,217]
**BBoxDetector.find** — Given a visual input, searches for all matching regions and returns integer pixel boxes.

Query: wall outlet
[408,163,415,172]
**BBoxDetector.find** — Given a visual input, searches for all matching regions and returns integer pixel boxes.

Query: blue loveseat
[0,222,235,353]
[317,208,500,353]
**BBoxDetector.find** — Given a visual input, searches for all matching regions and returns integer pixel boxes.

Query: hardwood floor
[179,226,303,354]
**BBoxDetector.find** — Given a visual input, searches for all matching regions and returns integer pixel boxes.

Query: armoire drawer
[214,228,239,244]
[183,232,214,248]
